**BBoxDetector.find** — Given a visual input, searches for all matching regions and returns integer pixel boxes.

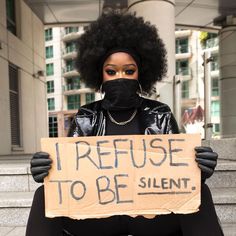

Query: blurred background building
[45,26,96,138]
[175,30,220,137]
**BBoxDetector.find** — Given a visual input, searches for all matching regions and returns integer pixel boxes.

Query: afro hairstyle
[76,12,167,93]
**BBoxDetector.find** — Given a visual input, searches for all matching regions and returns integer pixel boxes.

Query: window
[6,0,16,35]
[211,55,219,71]
[211,100,220,117]
[46,46,53,59]
[213,123,220,133]
[212,78,219,97]
[9,64,20,146]
[46,63,54,76]
[176,38,189,54]
[205,33,218,48]
[66,77,80,91]
[200,32,218,49]
[65,60,75,72]
[65,27,78,34]
[65,41,76,54]
[47,98,55,111]
[86,93,95,104]
[176,60,189,76]
[67,95,80,110]
[47,81,54,93]
[45,28,53,41]
[181,80,189,99]
[49,116,58,137]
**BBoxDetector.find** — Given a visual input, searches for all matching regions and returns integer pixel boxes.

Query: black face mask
[101,78,142,111]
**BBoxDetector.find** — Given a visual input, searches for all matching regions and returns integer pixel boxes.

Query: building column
[128,0,175,110]
[57,112,65,137]
[218,17,236,137]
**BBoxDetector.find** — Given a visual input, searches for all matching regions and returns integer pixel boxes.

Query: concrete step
[0,162,40,192]
[0,192,33,227]
[203,138,236,161]
[0,226,26,236]
[206,160,236,188]
[211,187,236,225]
[221,223,236,236]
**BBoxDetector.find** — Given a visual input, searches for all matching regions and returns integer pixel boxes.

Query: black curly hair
[76,12,167,93]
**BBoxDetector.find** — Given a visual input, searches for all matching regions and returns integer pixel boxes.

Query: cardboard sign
[42,134,201,220]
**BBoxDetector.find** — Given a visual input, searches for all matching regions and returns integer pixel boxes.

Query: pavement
[0,227,26,236]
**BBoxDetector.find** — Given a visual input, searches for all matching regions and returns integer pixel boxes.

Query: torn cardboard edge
[42,133,201,220]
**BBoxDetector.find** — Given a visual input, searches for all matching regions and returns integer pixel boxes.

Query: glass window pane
[45,28,53,41]
[46,63,54,76]
[176,60,189,75]
[47,81,54,93]
[6,0,16,35]
[49,116,58,137]
[86,93,95,104]
[176,38,189,54]
[67,95,80,110]
[211,55,219,71]
[212,78,219,96]
[65,77,80,91]
[65,60,75,72]
[181,80,189,98]
[9,64,20,145]
[211,101,220,117]
[46,46,53,59]
[47,98,55,110]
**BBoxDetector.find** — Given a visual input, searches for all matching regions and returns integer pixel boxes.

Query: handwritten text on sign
[42,134,201,220]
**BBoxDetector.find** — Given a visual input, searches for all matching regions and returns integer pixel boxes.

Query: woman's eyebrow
[104,64,116,67]
[104,63,137,67]
[123,64,137,67]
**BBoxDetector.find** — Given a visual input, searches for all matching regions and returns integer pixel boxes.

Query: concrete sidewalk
[0,227,26,236]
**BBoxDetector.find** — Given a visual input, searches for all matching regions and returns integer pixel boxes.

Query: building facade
[0,0,47,157]
[45,26,96,138]
[175,30,220,137]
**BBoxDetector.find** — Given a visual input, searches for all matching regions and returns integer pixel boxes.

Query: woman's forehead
[104,52,137,65]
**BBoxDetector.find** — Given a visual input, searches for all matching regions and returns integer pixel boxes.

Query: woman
[27,12,223,236]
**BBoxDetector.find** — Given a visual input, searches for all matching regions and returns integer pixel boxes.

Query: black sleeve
[168,112,180,134]
[67,116,77,137]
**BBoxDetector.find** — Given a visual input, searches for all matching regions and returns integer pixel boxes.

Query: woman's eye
[125,69,135,75]
[105,69,116,75]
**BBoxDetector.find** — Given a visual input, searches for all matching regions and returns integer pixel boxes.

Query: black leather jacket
[68,97,179,137]
[65,98,224,236]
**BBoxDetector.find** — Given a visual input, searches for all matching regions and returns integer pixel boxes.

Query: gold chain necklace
[107,109,137,126]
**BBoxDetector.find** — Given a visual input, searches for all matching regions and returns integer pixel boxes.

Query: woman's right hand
[30,152,52,183]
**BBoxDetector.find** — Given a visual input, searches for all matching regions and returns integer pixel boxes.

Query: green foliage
[199,31,209,47]
[199,32,218,47]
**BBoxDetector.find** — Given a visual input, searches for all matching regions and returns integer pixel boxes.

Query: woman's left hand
[195,146,218,182]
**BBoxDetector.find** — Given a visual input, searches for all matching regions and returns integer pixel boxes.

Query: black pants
[26,184,223,236]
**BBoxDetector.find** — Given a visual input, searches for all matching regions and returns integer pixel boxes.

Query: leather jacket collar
[68,98,179,137]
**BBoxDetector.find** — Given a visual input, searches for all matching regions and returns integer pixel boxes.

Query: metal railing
[63,44,77,56]
[64,27,79,35]
[64,83,80,91]
[203,38,219,49]
[63,64,76,73]
[176,67,191,76]
[176,45,190,54]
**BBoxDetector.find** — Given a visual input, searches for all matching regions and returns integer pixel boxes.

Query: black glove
[195,146,218,182]
[30,152,52,183]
